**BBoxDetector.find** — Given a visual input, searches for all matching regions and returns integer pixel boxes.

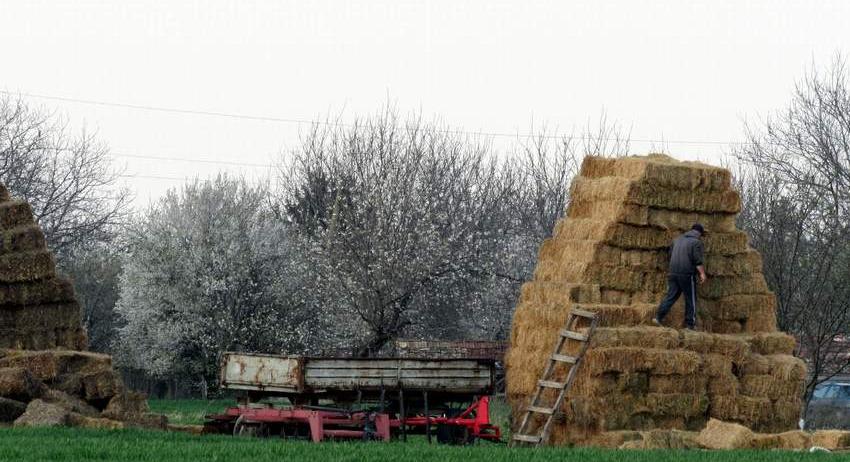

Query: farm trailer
[204,352,502,444]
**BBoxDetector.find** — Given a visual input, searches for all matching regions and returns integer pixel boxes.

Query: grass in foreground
[1,427,848,462]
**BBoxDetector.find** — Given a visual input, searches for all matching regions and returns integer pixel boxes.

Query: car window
[814,385,837,399]
[837,386,850,399]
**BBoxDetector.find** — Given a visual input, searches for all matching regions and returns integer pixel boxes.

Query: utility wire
[2,89,751,146]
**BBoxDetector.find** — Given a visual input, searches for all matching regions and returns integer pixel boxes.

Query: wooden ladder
[510,307,598,447]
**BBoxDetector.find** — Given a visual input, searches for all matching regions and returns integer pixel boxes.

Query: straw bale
[812,430,850,450]
[743,308,778,333]
[701,354,734,378]
[0,201,35,230]
[518,281,600,306]
[0,225,46,256]
[702,231,750,255]
[591,326,680,348]
[570,176,741,213]
[584,348,701,376]
[0,366,45,400]
[751,431,811,450]
[697,273,769,299]
[736,396,773,425]
[567,199,649,225]
[57,368,124,406]
[0,278,76,307]
[648,375,708,394]
[746,333,797,356]
[707,373,739,396]
[696,418,755,449]
[570,373,620,396]
[102,391,150,420]
[567,393,708,429]
[0,326,87,351]
[741,354,770,375]
[704,250,763,276]
[0,350,113,382]
[13,399,70,427]
[646,208,737,233]
[579,155,733,191]
[698,293,776,322]
[41,389,100,417]
[772,400,803,428]
[623,429,701,449]
[0,250,56,282]
[708,395,738,421]
[5,302,82,331]
[68,413,125,430]
[0,396,26,422]
[740,374,804,400]
[573,303,655,327]
[580,430,643,448]
[768,355,806,382]
[681,331,750,364]
[535,239,601,266]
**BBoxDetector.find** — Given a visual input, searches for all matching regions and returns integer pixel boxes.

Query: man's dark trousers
[656,273,697,328]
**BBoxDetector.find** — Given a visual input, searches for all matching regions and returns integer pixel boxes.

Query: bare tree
[739,55,850,221]
[736,55,850,415]
[736,165,850,410]
[0,95,130,258]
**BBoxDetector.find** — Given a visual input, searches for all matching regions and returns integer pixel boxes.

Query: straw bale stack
[0,189,86,350]
[0,182,166,429]
[506,154,807,445]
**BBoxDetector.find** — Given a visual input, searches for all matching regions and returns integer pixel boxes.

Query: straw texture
[506,155,805,445]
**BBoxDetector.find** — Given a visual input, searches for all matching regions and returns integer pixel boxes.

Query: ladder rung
[527,405,554,415]
[512,434,542,443]
[551,353,577,364]
[570,308,597,319]
[559,329,588,341]
[538,380,565,389]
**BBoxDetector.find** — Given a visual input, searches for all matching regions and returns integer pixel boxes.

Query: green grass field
[1,399,848,461]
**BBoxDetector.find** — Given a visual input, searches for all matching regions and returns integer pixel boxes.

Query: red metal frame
[401,396,501,442]
[206,396,500,443]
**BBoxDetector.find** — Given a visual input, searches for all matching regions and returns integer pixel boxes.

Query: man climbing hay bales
[654,223,707,330]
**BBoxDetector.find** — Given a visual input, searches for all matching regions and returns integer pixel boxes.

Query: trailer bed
[220,352,495,396]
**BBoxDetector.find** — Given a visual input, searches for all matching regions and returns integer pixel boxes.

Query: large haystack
[0,182,164,429]
[506,154,807,445]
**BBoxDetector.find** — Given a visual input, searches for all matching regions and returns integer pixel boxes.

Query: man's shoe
[652,317,662,326]
[683,326,697,331]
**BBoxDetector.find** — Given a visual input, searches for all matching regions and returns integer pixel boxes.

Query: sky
[1,0,848,207]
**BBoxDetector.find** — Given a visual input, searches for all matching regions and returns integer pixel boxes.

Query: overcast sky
[2,1,848,207]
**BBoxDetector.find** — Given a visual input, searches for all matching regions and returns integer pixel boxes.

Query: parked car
[805,381,850,430]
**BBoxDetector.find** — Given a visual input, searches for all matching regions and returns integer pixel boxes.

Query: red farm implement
[203,352,502,444]
[205,395,500,444]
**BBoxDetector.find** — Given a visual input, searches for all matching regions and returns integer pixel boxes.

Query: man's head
[691,223,705,237]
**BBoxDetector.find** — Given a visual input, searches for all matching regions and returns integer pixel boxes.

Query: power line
[119,174,188,181]
[112,152,274,168]
[2,89,751,146]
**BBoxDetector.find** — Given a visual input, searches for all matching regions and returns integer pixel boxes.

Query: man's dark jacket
[668,229,704,275]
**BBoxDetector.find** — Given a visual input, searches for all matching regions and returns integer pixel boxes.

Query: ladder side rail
[537,315,598,446]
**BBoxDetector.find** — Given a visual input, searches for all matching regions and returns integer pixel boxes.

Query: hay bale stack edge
[506,154,807,445]
[0,182,164,429]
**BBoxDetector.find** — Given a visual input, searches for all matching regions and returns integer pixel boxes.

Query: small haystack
[0,182,164,429]
[506,155,807,445]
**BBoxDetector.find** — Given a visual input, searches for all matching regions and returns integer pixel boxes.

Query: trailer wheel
[436,409,475,445]
[233,415,269,438]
